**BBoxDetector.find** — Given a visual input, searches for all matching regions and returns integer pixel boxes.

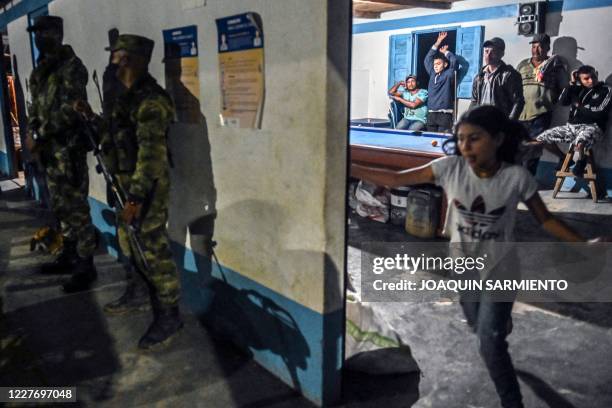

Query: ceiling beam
[361,0,453,10]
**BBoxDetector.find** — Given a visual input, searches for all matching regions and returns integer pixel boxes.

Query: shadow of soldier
[162,45,218,311]
[181,197,343,403]
[163,44,217,257]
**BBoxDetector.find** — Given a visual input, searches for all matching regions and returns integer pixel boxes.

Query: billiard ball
[431,140,438,147]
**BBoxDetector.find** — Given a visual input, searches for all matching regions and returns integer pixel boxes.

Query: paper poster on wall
[163,25,201,123]
[216,12,265,129]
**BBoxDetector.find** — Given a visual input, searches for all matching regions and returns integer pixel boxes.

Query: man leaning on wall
[25,15,98,293]
[517,34,567,175]
[75,35,183,350]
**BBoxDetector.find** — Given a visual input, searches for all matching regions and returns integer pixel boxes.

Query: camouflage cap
[108,34,154,60]
[27,15,63,33]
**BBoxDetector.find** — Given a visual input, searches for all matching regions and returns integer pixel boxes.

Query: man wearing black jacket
[470,37,525,120]
[534,65,612,176]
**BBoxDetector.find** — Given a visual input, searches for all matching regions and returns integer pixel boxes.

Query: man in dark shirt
[424,31,458,133]
[533,65,611,176]
[470,37,525,120]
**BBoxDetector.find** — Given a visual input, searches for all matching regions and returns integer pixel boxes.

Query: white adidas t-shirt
[431,156,538,243]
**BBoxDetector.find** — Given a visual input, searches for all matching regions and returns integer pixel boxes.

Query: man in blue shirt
[388,75,428,130]
[424,31,458,133]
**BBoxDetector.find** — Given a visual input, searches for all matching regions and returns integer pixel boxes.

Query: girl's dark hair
[442,105,528,164]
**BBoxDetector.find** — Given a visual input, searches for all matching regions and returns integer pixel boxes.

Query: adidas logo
[453,195,506,240]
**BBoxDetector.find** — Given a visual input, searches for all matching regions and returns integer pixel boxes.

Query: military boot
[138,304,183,351]
[40,240,78,275]
[104,272,151,315]
[62,256,97,293]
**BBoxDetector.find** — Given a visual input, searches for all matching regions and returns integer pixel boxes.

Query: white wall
[352,0,612,166]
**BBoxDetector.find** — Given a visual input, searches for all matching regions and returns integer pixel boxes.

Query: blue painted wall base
[0,150,8,176]
[88,196,343,406]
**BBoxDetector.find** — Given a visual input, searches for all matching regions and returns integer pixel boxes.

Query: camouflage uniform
[28,43,96,259]
[101,71,179,307]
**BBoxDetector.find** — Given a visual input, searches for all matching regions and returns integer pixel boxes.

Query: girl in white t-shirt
[352,105,599,408]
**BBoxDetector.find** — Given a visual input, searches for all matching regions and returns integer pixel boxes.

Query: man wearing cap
[25,15,97,292]
[100,32,152,317]
[470,37,525,120]
[77,34,181,350]
[388,75,428,130]
[517,34,567,174]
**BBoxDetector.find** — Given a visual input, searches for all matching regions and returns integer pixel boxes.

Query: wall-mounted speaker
[517,2,547,36]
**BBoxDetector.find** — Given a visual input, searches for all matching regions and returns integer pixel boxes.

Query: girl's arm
[351,162,435,189]
[524,192,584,242]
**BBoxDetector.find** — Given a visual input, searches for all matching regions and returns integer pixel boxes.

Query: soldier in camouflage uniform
[100,33,151,317]
[26,16,97,293]
[78,35,182,350]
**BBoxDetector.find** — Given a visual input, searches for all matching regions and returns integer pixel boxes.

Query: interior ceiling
[353,0,462,19]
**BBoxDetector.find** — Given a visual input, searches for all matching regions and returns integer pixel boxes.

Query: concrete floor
[347,188,612,408]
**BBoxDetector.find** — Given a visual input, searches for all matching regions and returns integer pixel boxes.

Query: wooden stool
[552,145,598,202]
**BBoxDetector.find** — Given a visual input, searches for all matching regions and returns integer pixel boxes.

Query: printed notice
[216,12,265,129]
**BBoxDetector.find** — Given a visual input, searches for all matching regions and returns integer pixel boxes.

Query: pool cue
[454,70,458,123]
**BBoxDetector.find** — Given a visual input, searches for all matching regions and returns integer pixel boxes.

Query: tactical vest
[108,75,173,174]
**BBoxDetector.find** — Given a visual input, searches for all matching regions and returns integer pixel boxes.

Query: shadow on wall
[549,36,585,128]
[178,197,344,402]
[552,36,585,73]
[546,9,563,37]
[163,49,218,270]
[161,48,317,397]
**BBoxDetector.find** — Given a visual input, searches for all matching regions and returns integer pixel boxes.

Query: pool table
[349,126,451,237]
[350,126,450,170]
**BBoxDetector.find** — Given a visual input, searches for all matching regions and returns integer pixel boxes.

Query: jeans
[426,111,453,133]
[460,298,524,408]
[520,112,553,175]
[396,118,425,131]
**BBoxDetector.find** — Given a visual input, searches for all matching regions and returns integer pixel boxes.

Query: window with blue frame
[388,26,483,99]
[28,5,49,67]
